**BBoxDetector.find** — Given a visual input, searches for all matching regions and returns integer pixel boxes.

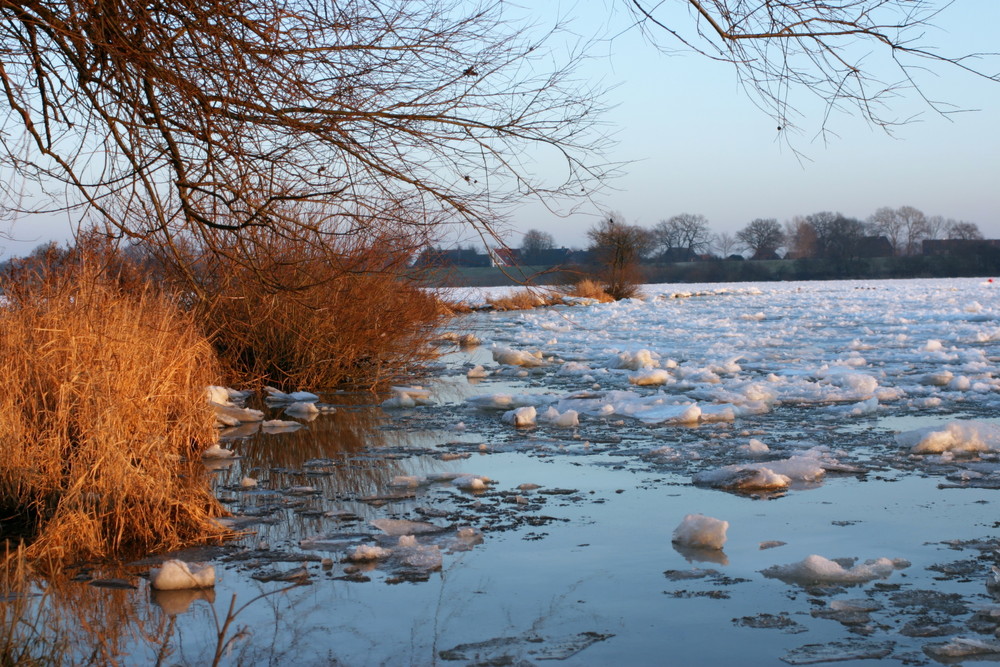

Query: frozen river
[40,278,1000,665]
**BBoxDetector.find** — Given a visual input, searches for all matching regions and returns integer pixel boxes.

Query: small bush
[199,234,443,390]
[0,264,227,564]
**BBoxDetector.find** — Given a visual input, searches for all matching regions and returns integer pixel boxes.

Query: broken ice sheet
[438,631,613,662]
[781,639,894,665]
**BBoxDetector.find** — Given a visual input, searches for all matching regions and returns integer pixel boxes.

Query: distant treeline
[426,242,1000,288]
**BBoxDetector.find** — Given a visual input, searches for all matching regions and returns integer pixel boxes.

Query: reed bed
[0,266,228,564]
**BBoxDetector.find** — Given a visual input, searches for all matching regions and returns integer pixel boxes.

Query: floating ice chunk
[382,386,434,409]
[348,544,391,561]
[502,405,537,427]
[150,560,215,590]
[210,403,264,426]
[284,401,319,417]
[206,386,233,406]
[390,475,426,488]
[492,345,546,367]
[950,375,972,391]
[672,514,728,550]
[694,466,791,491]
[738,438,770,456]
[239,477,257,489]
[829,396,879,417]
[264,386,320,403]
[924,339,944,352]
[762,554,907,585]
[557,361,593,376]
[453,475,491,491]
[629,369,671,386]
[898,420,1000,454]
[397,535,418,548]
[398,544,442,571]
[538,406,579,427]
[467,365,489,379]
[614,349,660,370]
[925,637,1000,659]
[261,419,303,434]
[202,444,236,459]
[467,393,545,410]
[922,370,953,387]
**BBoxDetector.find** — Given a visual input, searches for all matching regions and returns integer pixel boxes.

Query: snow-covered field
[60,278,1000,665]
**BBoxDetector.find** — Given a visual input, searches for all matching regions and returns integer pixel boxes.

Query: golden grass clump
[486,288,564,311]
[0,265,228,564]
[566,278,615,303]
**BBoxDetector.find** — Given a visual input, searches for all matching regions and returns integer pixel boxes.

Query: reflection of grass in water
[227,405,409,497]
[1,545,318,666]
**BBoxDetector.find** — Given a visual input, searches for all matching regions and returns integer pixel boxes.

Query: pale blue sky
[2,2,997,258]
[505,1,1000,249]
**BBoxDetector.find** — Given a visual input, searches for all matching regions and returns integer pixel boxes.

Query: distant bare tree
[806,212,867,262]
[587,213,651,299]
[521,229,557,265]
[737,218,784,259]
[898,206,931,256]
[652,213,711,261]
[712,231,739,258]
[946,221,984,240]
[627,1,1000,136]
[925,215,949,241]
[870,206,929,256]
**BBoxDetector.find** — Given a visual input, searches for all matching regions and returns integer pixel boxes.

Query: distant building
[492,246,590,268]
[413,246,491,268]
[857,235,894,258]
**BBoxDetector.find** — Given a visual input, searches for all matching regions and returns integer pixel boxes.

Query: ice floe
[150,560,215,590]
[762,554,909,585]
[672,514,728,550]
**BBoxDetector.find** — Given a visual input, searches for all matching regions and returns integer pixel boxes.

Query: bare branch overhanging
[627,0,999,137]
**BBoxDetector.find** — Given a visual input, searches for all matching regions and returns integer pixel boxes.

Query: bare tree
[521,229,557,265]
[626,1,1000,137]
[652,213,711,261]
[0,0,610,296]
[712,231,739,258]
[806,211,867,262]
[946,220,984,240]
[587,213,651,299]
[737,218,784,259]
[869,207,903,256]
[897,206,930,256]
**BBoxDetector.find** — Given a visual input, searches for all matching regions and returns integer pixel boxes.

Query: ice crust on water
[762,554,909,585]
[672,514,728,550]
[898,420,1000,454]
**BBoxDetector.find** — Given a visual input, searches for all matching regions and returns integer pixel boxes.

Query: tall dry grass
[0,264,228,564]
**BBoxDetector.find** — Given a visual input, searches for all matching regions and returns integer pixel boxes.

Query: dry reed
[565,279,615,303]
[0,265,228,564]
[486,289,564,311]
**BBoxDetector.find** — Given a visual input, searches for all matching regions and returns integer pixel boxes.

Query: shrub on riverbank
[198,234,443,390]
[0,264,227,564]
